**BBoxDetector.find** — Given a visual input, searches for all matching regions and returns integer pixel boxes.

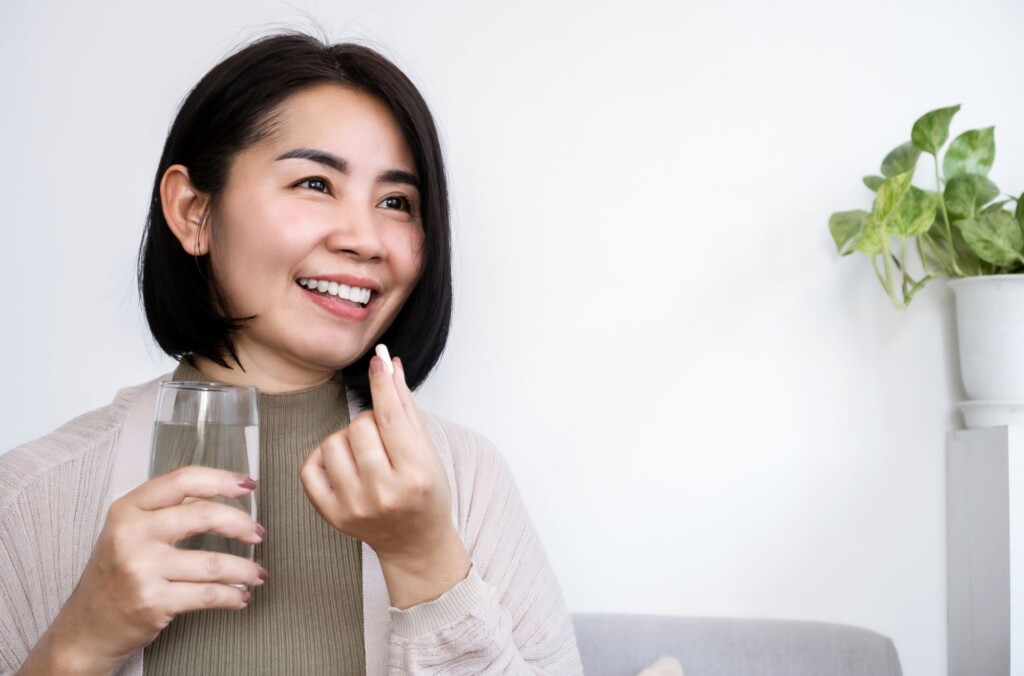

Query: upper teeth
[298,278,373,305]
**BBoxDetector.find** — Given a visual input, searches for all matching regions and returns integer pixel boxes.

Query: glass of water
[149,381,259,560]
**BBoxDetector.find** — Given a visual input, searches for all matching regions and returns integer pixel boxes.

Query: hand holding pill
[300,344,471,608]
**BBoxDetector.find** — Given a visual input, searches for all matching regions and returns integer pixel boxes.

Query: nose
[324,202,385,261]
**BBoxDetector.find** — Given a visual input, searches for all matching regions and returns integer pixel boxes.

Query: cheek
[216,202,309,267]
[207,203,309,305]
[393,227,427,287]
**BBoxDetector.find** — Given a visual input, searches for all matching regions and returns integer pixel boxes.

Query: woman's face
[203,84,425,381]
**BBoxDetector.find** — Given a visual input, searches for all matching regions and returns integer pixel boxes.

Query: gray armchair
[572,614,903,676]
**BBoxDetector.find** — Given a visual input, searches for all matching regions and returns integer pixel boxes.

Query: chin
[263,325,376,372]
[297,346,372,373]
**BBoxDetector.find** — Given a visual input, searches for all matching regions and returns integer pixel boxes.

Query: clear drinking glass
[149,381,260,560]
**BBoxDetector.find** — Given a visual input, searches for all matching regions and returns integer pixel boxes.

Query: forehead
[254,84,416,170]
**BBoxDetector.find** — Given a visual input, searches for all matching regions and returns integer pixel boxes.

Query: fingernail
[370,356,384,375]
[254,523,267,540]
[236,475,257,490]
[257,566,269,582]
[241,589,252,605]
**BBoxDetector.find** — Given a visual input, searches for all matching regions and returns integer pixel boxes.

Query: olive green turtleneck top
[143,361,365,675]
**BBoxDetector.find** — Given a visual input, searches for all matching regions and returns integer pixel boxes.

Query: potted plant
[829,105,1024,425]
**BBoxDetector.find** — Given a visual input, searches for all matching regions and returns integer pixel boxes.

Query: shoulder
[0,377,163,512]
[420,412,516,492]
[421,412,498,457]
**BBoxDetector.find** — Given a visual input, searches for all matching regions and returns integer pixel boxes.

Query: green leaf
[943,127,996,178]
[982,200,1011,214]
[872,171,914,222]
[829,210,869,255]
[958,211,1023,267]
[927,219,986,275]
[945,174,1000,220]
[889,187,937,238]
[881,142,921,178]
[853,215,886,255]
[863,175,885,191]
[911,104,960,155]
[1017,191,1024,230]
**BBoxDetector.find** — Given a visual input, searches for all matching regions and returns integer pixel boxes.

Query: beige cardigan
[0,375,582,675]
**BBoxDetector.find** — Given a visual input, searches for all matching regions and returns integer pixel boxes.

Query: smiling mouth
[298,278,373,308]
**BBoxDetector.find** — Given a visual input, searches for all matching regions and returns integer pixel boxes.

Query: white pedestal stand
[947,427,1024,676]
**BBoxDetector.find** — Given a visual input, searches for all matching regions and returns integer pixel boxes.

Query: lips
[296,273,381,322]
[298,278,372,306]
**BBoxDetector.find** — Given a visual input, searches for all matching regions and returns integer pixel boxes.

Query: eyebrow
[275,148,347,173]
[378,169,420,189]
[275,147,420,189]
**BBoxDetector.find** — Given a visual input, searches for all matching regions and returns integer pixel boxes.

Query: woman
[0,33,582,675]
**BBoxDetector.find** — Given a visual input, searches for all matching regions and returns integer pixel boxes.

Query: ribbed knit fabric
[142,362,364,675]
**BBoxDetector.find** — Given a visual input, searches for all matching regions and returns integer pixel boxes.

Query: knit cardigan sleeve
[0,391,138,676]
[384,415,583,674]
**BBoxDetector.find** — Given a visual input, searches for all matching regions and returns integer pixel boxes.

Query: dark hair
[138,33,452,407]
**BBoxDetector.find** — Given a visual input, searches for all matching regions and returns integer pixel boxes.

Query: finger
[163,550,267,587]
[317,432,375,514]
[368,355,421,466]
[393,357,428,435]
[316,430,368,484]
[346,412,395,475]
[368,354,409,423]
[149,498,264,546]
[300,446,349,521]
[131,466,256,511]
[163,581,252,614]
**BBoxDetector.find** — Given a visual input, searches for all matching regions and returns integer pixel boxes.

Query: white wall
[3,1,1023,674]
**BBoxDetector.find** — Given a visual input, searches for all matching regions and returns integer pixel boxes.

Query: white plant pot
[950,275,1024,427]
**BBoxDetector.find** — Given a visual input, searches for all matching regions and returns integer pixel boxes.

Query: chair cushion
[571,614,902,676]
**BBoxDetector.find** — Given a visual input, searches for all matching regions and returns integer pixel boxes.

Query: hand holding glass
[149,381,259,559]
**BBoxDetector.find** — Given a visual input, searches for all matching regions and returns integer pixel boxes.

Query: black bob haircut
[138,33,452,407]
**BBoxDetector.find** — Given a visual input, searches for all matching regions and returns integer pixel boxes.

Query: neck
[191,349,334,394]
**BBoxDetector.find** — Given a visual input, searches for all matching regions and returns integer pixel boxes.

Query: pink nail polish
[236,475,257,490]
[255,523,267,540]
[370,356,383,375]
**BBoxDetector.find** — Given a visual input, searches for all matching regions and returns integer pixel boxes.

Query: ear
[160,164,211,256]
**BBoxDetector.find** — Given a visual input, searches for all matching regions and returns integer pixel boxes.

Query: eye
[379,195,413,212]
[297,177,330,194]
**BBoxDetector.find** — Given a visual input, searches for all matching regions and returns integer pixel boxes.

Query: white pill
[375,344,395,375]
